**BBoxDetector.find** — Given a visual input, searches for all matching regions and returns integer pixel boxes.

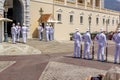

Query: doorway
[4,0,23,37]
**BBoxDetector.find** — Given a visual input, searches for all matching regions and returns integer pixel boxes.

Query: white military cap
[46,23,49,26]
[86,28,90,31]
[23,23,25,26]
[100,28,104,32]
[12,23,15,26]
[39,23,42,25]
[75,28,79,31]
[117,28,120,32]
[17,22,20,25]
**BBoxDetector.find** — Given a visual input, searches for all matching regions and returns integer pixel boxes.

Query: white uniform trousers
[17,32,20,41]
[22,33,27,43]
[74,42,81,57]
[12,33,16,43]
[97,43,105,61]
[114,44,120,63]
[46,31,49,41]
[83,42,91,59]
[50,32,53,41]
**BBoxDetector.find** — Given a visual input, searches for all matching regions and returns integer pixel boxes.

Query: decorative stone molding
[0,0,30,27]
[0,0,31,38]
[56,9,63,13]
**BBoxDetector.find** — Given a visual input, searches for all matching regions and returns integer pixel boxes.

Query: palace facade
[0,0,120,41]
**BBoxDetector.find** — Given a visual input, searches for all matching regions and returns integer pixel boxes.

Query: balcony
[77,3,85,8]
[54,0,64,4]
[54,0,120,15]
[67,1,76,6]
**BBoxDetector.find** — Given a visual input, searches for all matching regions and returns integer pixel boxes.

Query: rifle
[80,43,82,58]
[92,41,94,59]
[106,42,108,61]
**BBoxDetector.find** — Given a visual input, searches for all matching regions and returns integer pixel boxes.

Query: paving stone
[0,42,41,55]
[0,61,16,72]
[39,61,106,80]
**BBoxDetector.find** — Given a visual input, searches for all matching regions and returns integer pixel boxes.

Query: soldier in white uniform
[112,28,120,64]
[38,23,43,41]
[45,23,50,41]
[11,23,17,44]
[82,29,92,59]
[95,28,107,62]
[49,24,54,41]
[16,22,21,42]
[21,23,28,43]
[73,28,82,58]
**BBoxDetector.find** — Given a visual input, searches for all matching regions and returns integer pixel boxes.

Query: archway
[4,0,24,36]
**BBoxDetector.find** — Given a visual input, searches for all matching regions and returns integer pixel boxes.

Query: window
[78,0,83,3]
[116,20,118,24]
[80,16,83,24]
[70,15,73,23]
[108,19,110,24]
[103,18,105,25]
[112,19,114,25]
[57,14,61,21]
[96,18,99,25]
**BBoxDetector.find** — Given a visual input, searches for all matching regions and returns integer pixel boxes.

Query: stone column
[0,0,4,15]
[0,22,2,43]
[75,0,78,7]
[101,0,104,8]
[85,0,87,9]
[64,0,67,5]
[23,0,31,38]
[99,0,102,10]
[92,0,95,10]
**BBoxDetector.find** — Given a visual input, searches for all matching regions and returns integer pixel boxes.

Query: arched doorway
[4,0,24,37]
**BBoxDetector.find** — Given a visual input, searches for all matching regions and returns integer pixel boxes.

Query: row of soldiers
[38,23,54,41]
[11,23,54,44]
[11,23,28,44]
[73,27,120,64]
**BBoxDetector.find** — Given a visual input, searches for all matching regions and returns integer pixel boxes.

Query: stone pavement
[0,42,41,55]
[0,39,119,80]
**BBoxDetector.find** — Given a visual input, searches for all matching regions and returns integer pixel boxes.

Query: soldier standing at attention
[49,24,54,41]
[82,28,92,59]
[16,22,21,42]
[95,28,107,62]
[73,28,82,58]
[11,23,17,44]
[38,23,43,41]
[45,23,50,41]
[112,28,120,64]
[21,23,28,44]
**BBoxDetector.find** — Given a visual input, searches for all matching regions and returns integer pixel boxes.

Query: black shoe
[114,62,117,64]
[88,58,92,60]
[101,60,105,62]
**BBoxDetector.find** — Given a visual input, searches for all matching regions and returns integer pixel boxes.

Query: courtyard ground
[0,39,119,80]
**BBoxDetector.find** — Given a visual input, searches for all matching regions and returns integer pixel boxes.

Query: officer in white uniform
[45,23,50,41]
[11,23,17,44]
[38,23,43,41]
[21,23,28,43]
[16,22,21,42]
[112,28,120,64]
[82,28,92,59]
[95,28,107,61]
[49,24,54,41]
[73,28,82,58]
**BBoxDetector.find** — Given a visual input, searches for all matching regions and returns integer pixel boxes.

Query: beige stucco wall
[54,7,119,40]
[30,0,120,41]
[30,1,53,38]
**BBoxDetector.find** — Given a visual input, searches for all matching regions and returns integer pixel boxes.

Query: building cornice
[30,0,120,16]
